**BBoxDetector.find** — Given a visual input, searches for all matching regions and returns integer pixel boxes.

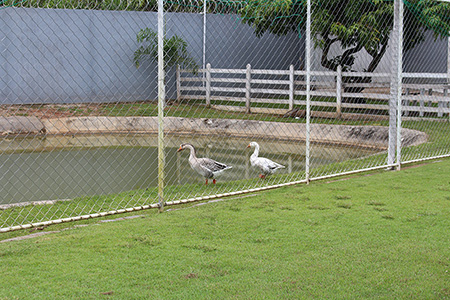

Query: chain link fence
[1,0,450,232]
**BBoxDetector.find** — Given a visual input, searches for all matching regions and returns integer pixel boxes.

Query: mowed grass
[1,159,450,299]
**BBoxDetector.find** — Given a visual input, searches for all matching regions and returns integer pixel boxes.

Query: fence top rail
[210,68,291,75]
[403,83,450,89]
[180,68,247,74]
[210,68,247,74]
[341,72,391,77]
[251,69,290,75]
[403,73,448,79]
[180,67,450,82]
[295,70,336,76]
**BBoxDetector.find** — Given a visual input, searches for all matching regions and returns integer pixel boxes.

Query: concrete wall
[403,31,447,74]
[311,29,447,78]
[0,7,302,104]
[1,8,155,104]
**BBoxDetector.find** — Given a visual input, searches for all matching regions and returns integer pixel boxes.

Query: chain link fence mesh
[1,0,450,232]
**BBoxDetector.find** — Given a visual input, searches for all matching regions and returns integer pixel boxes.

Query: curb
[1,116,428,150]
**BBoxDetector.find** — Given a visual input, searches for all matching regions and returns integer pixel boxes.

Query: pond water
[0,134,379,205]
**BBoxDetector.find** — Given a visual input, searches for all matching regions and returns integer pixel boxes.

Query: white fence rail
[178,64,450,119]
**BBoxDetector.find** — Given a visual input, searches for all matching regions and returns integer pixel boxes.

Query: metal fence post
[202,0,207,90]
[388,0,402,169]
[447,35,450,119]
[336,65,342,118]
[305,0,311,183]
[157,0,165,212]
[395,0,403,170]
[206,63,211,107]
[246,63,251,114]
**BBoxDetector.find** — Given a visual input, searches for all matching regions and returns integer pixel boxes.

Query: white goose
[177,143,232,185]
[247,141,285,179]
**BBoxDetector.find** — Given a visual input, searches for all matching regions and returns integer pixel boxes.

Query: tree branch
[366,37,389,72]
[321,36,339,71]
[341,43,363,69]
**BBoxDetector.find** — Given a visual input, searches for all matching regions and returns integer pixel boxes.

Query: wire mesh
[401,1,450,164]
[1,0,450,232]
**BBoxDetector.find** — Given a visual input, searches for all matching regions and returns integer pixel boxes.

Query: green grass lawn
[1,158,450,299]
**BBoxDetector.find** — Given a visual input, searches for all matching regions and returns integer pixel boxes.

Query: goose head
[177,143,195,153]
[246,141,259,149]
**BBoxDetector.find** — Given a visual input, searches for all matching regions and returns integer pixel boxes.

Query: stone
[0,116,45,135]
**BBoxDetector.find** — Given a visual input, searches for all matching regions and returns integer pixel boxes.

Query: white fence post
[438,89,444,117]
[404,88,409,117]
[336,65,342,118]
[176,64,181,102]
[419,88,424,117]
[289,64,295,111]
[442,89,448,118]
[428,89,432,111]
[206,63,211,107]
[246,63,251,113]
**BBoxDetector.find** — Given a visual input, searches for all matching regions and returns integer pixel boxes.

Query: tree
[239,0,450,74]
[133,28,199,74]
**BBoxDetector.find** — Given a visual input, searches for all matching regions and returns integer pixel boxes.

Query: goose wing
[253,157,285,174]
[198,157,232,173]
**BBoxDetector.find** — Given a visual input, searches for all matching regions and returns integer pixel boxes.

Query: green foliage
[240,0,304,37]
[239,0,450,73]
[133,28,199,74]
[1,0,157,10]
[405,0,450,38]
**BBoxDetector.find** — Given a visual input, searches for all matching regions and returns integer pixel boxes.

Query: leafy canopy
[239,0,450,72]
[133,28,199,74]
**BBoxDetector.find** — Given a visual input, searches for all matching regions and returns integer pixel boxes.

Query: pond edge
[0,116,428,150]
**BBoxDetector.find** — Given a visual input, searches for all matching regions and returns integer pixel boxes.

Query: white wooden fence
[177,64,450,119]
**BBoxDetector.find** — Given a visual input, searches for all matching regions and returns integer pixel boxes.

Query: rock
[0,116,45,135]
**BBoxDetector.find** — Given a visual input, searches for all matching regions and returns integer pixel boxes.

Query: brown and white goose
[247,141,285,179]
[177,143,232,184]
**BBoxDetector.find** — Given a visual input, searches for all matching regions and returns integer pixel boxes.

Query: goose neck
[185,144,197,159]
[252,145,260,158]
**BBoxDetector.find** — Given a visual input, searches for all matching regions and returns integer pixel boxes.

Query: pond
[0,134,379,205]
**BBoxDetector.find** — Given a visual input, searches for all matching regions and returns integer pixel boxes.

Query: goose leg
[205,179,208,185]
[213,179,216,184]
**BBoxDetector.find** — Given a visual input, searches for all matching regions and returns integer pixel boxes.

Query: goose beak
[246,144,251,148]
[177,147,183,152]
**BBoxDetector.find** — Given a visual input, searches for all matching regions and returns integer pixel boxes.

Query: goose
[247,141,285,179]
[177,143,232,185]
